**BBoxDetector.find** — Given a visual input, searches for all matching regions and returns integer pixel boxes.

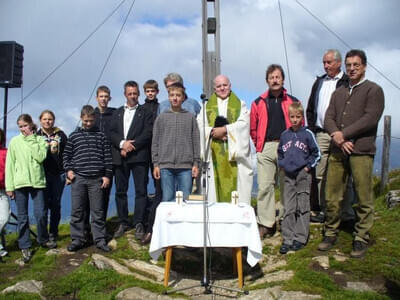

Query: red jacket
[0,147,7,189]
[250,89,300,152]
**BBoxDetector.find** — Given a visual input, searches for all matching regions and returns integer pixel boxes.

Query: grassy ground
[1,171,400,299]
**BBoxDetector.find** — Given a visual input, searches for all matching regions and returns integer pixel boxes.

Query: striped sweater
[63,126,112,178]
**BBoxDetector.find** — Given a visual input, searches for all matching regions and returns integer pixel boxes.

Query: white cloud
[0,0,399,140]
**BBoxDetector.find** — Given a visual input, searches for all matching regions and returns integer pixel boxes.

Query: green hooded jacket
[5,133,48,191]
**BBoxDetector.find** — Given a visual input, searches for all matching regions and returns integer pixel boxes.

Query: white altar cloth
[149,202,262,267]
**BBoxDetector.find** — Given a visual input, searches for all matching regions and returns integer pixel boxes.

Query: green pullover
[5,133,48,191]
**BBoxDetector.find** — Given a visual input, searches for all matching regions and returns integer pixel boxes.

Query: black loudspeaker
[0,41,24,88]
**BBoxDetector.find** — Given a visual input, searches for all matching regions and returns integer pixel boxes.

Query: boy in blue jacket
[278,102,320,254]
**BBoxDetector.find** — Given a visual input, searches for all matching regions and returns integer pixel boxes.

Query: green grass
[1,171,400,298]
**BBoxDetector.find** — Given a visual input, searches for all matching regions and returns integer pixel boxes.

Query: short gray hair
[324,49,342,62]
[163,73,183,86]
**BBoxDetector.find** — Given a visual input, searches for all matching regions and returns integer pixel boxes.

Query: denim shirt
[158,96,201,117]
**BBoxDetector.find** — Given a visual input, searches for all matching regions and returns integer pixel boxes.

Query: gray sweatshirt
[152,109,200,169]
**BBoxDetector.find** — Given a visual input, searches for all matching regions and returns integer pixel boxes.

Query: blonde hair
[288,102,304,116]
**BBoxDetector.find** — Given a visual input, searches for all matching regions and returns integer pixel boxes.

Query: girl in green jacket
[5,114,54,263]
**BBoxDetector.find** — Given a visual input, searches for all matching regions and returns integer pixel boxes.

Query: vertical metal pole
[202,0,221,98]
[3,87,8,139]
[215,0,221,76]
[201,3,208,286]
[380,115,391,193]
[202,0,208,97]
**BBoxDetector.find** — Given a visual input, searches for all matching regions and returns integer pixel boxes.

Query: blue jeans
[45,173,66,238]
[15,187,48,249]
[161,168,192,202]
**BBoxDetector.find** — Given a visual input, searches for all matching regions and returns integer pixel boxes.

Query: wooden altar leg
[233,247,243,288]
[164,247,173,287]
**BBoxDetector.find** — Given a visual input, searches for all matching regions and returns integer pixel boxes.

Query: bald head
[213,75,231,99]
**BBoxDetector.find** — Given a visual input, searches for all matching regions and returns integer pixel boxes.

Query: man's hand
[122,140,135,152]
[6,191,15,199]
[211,127,227,141]
[192,165,199,178]
[153,166,161,180]
[121,149,127,158]
[331,131,345,146]
[304,166,310,172]
[101,177,110,189]
[341,141,354,155]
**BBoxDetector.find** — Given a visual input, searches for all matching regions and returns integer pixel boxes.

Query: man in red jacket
[250,64,300,239]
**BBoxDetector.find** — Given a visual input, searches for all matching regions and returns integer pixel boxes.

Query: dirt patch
[44,246,100,281]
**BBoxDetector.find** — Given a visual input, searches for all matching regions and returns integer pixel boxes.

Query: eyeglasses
[345,63,363,69]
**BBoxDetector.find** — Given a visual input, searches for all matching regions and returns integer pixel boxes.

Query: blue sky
[1,0,399,162]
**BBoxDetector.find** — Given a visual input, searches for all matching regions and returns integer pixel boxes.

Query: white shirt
[349,77,366,95]
[119,103,138,148]
[316,71,344,128]
[217,97,229,117]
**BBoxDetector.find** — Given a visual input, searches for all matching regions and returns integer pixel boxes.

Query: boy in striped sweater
[63,105,112,252]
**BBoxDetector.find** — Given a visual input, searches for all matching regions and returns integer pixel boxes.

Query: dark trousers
[44,173,65,238]
[145,163,162,233]
[281,169,311,245]
[70,175,106,245]
[115,161,149,227]
[15,187,48,249]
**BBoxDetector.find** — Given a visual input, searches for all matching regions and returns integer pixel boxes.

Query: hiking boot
[96,241,112,253]
[258,224,276,239]
[291,240,305,251]
[350,241,368,258]
[21,248,32,263]
[141,232,152,245]
[310,211,325,223]
[134,223,145,240]
[41,240,57,249]
[114,224,130,239]
[279,243,291,254]
[318,236,337,251]
[67,242,84,252]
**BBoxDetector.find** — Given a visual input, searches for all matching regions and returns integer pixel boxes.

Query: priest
[197,75,253,204]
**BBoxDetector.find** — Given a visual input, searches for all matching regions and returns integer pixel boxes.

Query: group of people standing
[251,48,384,258]
[0,47,384,264]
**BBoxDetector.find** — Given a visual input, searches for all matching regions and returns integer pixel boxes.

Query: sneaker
[318,236,337,251]
[350,241,368,258]
[291,240,305,251]
[279,243,291,254]
[0,249,8,257]
[21,248,32,263]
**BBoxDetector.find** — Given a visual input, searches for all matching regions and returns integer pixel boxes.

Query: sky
[1,0,399,169]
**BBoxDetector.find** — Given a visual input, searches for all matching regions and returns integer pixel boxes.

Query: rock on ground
[250,270,294,286]
[1,280,43,295]
[116,286,184,300]
[312,256,330,269]
[122,259,177,283]
[240,285,321,299]
[346,281,374,292]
